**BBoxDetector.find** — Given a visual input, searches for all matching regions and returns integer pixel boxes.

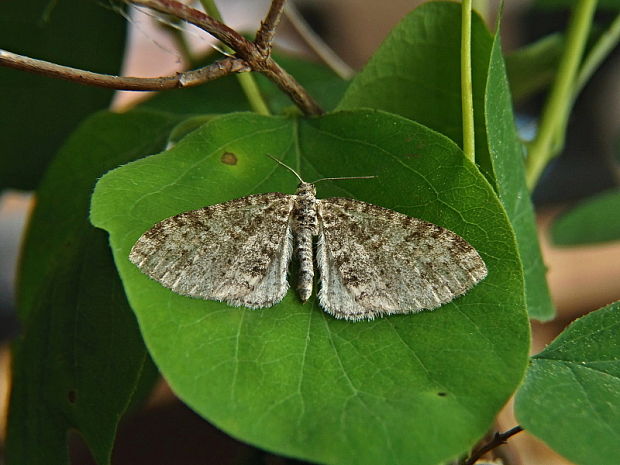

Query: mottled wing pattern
[316,198,487,320]
[129,193,296,308]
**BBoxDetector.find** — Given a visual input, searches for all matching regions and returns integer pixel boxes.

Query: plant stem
[525,0,598,189]
[551,11,620,156]
[255,0,286,53]
[199,0,223,21]
[0,49,247,90]
[575,12,620,99]
[462,425,524,465]
[237,73,271,115]
[199,0,271,115]
[461,0,476,163]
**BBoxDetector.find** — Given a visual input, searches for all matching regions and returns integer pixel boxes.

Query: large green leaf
[0,0,126,190]
[482,33,554,320]
[6,110,181,465]
[91,110,529,465]
[551,188,620,245]
[515,301,620,465]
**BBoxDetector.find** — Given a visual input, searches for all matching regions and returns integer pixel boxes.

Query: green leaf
[6,110,181,465]
[167,115,220,146]
[336,1,493,157]
[551,189,620,245]
[515,301,620,465]
[91,110,529,465]
[482,33,554,320]
[505,33,564,102]
[144,53,348,115]
[0,0,127,190]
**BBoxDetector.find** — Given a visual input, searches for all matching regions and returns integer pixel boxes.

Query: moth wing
[130,193,296,308]
[316,198,487,320]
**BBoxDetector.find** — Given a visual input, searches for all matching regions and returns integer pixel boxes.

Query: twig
[0,49,248,91]
[255,0,287,54]
[0,0,323,115]
[284,3,354,80]
[127,0,323,114]
[463,425,524,465]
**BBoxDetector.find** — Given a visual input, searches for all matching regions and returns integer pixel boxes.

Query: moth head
[296,181,316,197]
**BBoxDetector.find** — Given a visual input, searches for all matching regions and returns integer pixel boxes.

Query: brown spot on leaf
[221,152,238,165]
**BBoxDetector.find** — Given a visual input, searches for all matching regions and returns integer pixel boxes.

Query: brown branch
[255,0,287,54]
[259,59,323,115]
[0,49,249,91]
[463,426,524,465]
[0,0,323,115]
[127,0,323,115]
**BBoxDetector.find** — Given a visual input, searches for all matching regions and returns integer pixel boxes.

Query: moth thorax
[293,183,318,235]
[296,182,316,199]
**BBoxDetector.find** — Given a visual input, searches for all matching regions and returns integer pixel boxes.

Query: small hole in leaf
[437,392,447,397]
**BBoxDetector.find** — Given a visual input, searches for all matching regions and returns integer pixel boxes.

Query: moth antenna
[265,154,304,183]
[265,154,376,184]
[312,175,377,184]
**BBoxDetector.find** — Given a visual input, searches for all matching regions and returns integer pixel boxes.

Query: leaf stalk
[461,0,476,163]
[525,0,598,189]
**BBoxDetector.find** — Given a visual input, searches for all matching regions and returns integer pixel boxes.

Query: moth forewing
[129,193,296,308]
[315,198,487,320]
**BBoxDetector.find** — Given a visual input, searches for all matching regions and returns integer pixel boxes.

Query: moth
[129,156,487,321]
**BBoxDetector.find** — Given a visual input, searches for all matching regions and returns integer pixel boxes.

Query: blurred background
[1,0,619,464]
